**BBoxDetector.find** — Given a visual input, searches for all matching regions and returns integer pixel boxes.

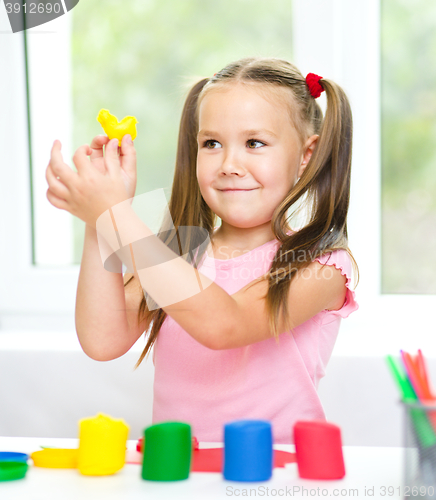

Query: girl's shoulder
[314,248,353,270]
[312,248,358,319]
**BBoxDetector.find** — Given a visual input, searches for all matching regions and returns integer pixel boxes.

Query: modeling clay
[294,420,345,480]
[0,461,28,481]
[131,434,295,472]
[223,420,273,482]
[97,109,138,146]
[136,435,198,453]
[31,448,78,468]
[0,452,28,462]
[126,446,295,471]
[142,422,191,481]
[78,413,129,476]
[192,448,295,473]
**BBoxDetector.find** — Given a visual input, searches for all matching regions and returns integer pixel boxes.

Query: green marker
[386,355,436,448]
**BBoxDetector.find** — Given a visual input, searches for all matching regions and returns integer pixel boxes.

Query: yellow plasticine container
[78,413,129,476]
[31,449,78,469]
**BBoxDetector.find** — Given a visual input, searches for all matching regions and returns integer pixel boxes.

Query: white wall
[0,332,412,447]
[0,333,154,441]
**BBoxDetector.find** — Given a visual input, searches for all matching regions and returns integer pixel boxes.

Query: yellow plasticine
[78,413,129,476]
[31,449,78,469]
[97,109,138,146]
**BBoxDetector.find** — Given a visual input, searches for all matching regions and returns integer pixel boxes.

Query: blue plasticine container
[0,452,29,463]
[223,420,273,482]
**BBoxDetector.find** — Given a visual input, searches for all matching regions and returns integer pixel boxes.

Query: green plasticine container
[0,461,29,481]
[141,422,192,481]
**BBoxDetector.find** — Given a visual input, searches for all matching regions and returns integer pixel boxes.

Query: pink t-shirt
[152,236,358,444]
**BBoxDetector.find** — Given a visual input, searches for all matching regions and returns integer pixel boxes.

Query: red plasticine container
[293,420,345,480]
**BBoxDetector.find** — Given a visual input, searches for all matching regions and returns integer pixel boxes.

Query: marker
[401,351,432,399]
[386,355,436,448]
[400,351,436,434]
[417,350,433,397]
[388,353,436,486]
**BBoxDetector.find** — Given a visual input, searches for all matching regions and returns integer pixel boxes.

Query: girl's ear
[298,134,319,178]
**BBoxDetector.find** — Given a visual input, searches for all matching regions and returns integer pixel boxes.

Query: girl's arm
[48,138,347,353]
[75,224,148,361]
[93,203,347,351]
[223,260,347,350]
[57,134,145,361]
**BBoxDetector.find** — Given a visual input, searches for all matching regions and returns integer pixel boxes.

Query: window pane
[381,0,436,293]
[71,0,293,264]
[27,14,74,267]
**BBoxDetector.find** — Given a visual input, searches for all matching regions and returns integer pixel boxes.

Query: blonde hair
[126,57,359,367]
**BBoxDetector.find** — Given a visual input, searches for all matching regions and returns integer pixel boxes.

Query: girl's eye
[247,139,265,149]
[204,140,221,149]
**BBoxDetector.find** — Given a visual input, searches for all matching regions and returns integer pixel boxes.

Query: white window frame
[0,7,78,331]
[1,0,434,355]
[293,0,436,356]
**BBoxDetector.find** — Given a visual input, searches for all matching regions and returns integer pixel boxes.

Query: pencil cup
[223,420,273,482]
[402,399,436,496]
[141,422,192,481]
[293,420,345,480]
[78,413,129,476]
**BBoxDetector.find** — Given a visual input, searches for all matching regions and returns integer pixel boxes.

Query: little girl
[46,57,359,444]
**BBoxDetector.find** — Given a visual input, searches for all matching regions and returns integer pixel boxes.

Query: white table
[0,437,405,499]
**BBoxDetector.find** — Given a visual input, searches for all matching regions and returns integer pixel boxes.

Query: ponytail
[241,70,358,340]
[294,78,353,244]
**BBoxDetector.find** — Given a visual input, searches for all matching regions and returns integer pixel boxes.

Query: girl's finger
[72,144,93,174]
[119,134,137,177]
[105,138,121,175]
[89,135,110,160]
[46,187,70,211]
[51,140,78,184]
[46,163,70,200]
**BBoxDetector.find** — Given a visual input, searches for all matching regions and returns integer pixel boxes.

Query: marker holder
[402,399,436,497]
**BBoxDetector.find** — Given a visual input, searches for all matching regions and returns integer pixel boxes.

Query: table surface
[0,437,405,500]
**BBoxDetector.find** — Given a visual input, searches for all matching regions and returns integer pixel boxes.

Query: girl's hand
[45,134,137,229]
[87,134,137,198]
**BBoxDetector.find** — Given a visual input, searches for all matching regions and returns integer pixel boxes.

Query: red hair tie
[305,73,324,99]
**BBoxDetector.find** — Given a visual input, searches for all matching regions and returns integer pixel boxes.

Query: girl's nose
[219,150,246,176]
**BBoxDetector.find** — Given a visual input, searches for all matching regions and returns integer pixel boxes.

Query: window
[293,0,436,356]
[0,7,78,331]
[69,0,293,264]
[381,0,436,294]
[3,0,435,355]
[1,0,293,330]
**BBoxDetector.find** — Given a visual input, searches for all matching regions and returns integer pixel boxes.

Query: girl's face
[196,83,314,231]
